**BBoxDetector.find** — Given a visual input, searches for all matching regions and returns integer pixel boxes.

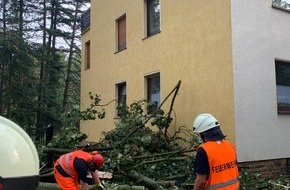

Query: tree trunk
[0,0,7,115]
[36,0,47,139]
[2,0,7,33]
[37,182,145,190]
[36,182,97,190]
[62,1,80,113]
[19,0,24,37]
[18,0,25,126]
[126,170,176,190]
[6,53,12,118]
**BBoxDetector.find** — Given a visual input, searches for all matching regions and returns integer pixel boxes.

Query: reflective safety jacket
[56,150,92,179]
[199,140,239,190]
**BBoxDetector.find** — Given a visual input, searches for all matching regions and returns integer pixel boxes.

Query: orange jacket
[56,150,92,179]
[199,140,239,190]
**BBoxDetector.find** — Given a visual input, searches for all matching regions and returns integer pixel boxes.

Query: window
[85,41,90,69]
[146,74,160,114]
[272,0,290,12]
[275,60,290,113]
[81,8,90,33]
[117,15,126,51]
[146,0,160,37]
[117,83,127,116]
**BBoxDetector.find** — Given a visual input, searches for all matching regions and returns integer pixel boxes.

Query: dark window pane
[147,75,160,114]
[85,41,90,69]
[147,0,160,36]
[117,83,126,116]
[275,60,290,113]
[81,8,90,32]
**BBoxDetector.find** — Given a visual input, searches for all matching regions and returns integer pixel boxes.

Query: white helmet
[0,116,39,189]
[193,113,219,133]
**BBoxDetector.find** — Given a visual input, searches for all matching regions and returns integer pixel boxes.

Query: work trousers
[53,163,79,190]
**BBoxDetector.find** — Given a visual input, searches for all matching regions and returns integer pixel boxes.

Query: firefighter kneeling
[54,150,105,190]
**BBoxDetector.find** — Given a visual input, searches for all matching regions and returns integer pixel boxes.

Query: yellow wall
[81,0,235,144]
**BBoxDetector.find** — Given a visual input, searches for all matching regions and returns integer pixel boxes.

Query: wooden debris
[88,171,113,179]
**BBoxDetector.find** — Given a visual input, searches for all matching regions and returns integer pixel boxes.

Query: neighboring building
[81,0,290,169]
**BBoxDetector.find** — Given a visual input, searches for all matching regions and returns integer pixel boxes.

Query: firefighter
[192,113,239,190]
[54,150,106,190]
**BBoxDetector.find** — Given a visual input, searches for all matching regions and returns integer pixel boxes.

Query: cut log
[36,182,98,190]
[88,171,113,179]
[36,182,145,190]
[40,171,113,179]
[113,185,145,190]
[126,170,176,190]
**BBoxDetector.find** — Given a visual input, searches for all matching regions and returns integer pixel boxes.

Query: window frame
[85,40,90,70]
[275,59,290,114]
[145,0,160,37]
[116,14,127,52]
[145,73,160,114]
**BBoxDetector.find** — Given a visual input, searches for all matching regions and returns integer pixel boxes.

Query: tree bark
[164,80,181,140]
[36,0,47,137]
[0,0,6,115]
[62,1,80,113]
[36,182,98,190]
[19,0,24,37]
[119,80,182,145]
[37,182,145,190]
[126,170,176,190]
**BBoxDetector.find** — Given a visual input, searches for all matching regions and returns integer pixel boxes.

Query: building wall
[80,0,235,145]
[231,0,290,162]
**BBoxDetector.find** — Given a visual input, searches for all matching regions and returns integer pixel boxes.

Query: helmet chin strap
[200,133,206,142]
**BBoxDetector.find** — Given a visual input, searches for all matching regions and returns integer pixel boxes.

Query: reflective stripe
[58,153,72,177]
[59,155,63,166]
[205,177,239,190]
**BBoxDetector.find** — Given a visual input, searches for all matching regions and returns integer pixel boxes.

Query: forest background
[0,0,89,135]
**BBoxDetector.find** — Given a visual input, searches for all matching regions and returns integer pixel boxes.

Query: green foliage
[0,32,39,126]
[239,170,271,189]
[116,100,146,129]
[83,92,106,120]
[47,92,106,149]
[269,176,290,190]
[47,125,87,150]
[239,169,290,190]
[0,0,90,138]
[65,92,106,125]
[98,100,198,188]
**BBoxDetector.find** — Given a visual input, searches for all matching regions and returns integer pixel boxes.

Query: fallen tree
[40,81,199,189]
[125,170,176,189]
[37,182,145,190]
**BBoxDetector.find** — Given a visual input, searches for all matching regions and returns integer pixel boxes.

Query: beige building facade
[81,0,290,164]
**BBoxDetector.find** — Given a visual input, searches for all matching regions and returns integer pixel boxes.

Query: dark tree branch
[118,80,182,146]
[164,80,181,140]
